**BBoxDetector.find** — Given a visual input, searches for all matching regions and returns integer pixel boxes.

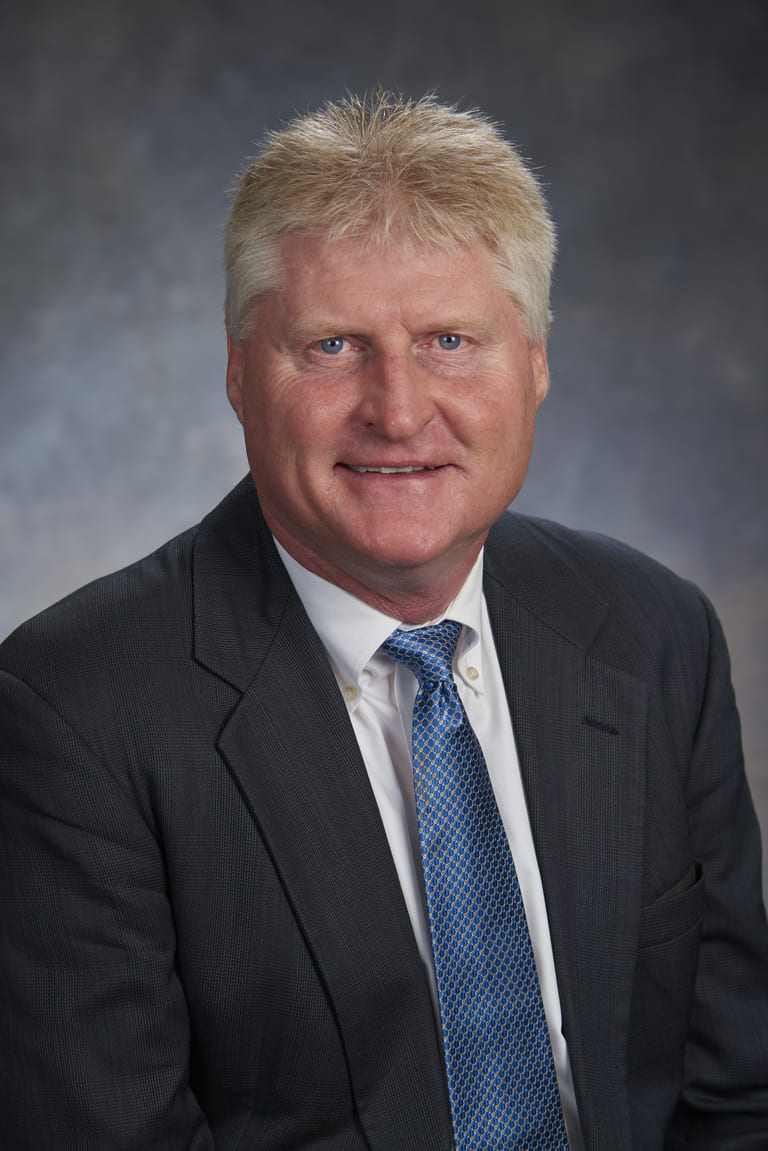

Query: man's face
[226,233,549,612]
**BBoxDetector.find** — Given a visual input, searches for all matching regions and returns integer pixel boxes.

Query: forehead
[268,232,512,328]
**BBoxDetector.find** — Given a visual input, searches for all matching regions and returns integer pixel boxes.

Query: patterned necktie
[381,620,569,1151]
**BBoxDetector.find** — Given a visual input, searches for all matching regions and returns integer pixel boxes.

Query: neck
[325,573,471,626]
[268,528,485,625]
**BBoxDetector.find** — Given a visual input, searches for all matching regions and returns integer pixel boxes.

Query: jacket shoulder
[0,525,197,699]
[486,511,715,677]
[0,478,261,690]
[489,511,701,600]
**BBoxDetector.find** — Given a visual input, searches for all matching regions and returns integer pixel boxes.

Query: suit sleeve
[667,594,768,1148]
[0,670,215,1151]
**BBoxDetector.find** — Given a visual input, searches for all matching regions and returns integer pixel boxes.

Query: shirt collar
[274,541,486,705]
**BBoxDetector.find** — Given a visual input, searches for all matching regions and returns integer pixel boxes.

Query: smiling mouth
[345,465,439,474]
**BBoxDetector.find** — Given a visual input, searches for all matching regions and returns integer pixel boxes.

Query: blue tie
[381,620,569,1151]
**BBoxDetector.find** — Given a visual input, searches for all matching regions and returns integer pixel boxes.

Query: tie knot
[380,619,462,685]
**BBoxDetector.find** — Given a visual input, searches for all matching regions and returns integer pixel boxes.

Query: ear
[226,336,246,425]
[530,343,550,408]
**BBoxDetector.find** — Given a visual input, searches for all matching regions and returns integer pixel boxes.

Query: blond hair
[224,91,556,344]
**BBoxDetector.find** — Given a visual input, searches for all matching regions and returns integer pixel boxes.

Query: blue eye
[319,337,346,355]
[437,334,462,350]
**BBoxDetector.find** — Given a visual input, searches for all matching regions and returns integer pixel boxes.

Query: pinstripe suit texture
[1,476,767,1149]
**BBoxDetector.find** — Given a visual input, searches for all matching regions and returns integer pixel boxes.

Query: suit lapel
[193,480,452,1151]
[485,517,647,1150]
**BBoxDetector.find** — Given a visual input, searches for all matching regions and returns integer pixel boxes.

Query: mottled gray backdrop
[2,0,767,888]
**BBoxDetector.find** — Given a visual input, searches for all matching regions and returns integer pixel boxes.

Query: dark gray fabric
[2,476,767,1149]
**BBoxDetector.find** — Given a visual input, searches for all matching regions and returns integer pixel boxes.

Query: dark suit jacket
[2,477,767,1150]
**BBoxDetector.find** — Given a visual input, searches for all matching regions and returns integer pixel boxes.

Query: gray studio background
[2,0,767,889]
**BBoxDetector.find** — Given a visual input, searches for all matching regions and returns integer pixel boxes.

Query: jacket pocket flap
[638,862,705,949]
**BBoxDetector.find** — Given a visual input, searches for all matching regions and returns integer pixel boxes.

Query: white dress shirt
[275,541,584,1149]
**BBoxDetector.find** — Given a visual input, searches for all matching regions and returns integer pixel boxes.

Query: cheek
[473,391,539,493]
[250,370,350,446]
[242,378,302,457]
[468,380,537,447]
[243,390,345,502]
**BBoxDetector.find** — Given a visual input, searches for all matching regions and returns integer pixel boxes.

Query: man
[1,92,767,1150]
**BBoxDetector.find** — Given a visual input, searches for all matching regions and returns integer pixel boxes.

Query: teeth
[348,465,436,474]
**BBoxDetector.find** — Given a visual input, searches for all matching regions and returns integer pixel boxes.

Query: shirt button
[343,684,358,702]
[466,666,480,681]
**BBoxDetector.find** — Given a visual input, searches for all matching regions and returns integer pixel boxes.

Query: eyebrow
[284,316,499,344]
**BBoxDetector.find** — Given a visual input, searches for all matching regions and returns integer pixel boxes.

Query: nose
[356,351,437,440]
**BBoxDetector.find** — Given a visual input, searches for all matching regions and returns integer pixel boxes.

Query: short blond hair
[224,91,556,345]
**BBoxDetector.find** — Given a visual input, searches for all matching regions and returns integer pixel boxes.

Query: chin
[348,531,475,580]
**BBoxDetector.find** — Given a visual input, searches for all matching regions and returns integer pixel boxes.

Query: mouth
[344,465,440,474]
